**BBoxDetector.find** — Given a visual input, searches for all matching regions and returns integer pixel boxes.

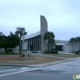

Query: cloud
[0,0,80,40]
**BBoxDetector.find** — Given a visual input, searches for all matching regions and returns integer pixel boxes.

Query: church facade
[22,15,77,54]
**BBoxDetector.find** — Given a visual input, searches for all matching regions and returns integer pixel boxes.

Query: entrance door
[55,45,63,51]
[31,45,33,51]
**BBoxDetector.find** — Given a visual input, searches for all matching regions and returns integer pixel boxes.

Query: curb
[0,64,28,67]
[28,58,78,68]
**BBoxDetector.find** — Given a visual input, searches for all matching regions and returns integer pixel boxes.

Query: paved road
[0,71,73,80]
[0,58,80,80]
[0,66,73,80]
[40,57,80,74]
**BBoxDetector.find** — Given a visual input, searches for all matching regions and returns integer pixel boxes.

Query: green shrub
[20,54,26,57]
[6,48,14,54]
[74,50,80,55]
[5,48,18,55]
[44,48,58,54]
[32,51,38,53]
[44,50,49,54]
[50,48,58,54]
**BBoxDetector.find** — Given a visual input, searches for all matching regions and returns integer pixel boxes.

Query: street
[0,66,72,80]
[0,58,80,80]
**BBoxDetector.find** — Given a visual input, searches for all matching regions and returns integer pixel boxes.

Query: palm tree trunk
[48,44,49,53]
[4,48,8,54]
[22,35,24,54]
[73,43,74,52]
[79,43,80,50]
[19,37,22,54]
[48,40,50,53]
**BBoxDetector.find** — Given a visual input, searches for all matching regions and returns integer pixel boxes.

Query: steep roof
[21,31,41,40]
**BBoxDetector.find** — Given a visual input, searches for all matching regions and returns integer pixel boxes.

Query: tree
[69,37,76,52]
[75,37,80,50]
[0,32,4,48]
[0,32,3,36]
[7,32,20,48]
[44,31,55,53]
[15,27,27,54]
[0,32,20,54]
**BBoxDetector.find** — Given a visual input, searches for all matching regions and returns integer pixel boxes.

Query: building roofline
[22,31,41,40]
[55,39,69,42]
[21,31,69,42]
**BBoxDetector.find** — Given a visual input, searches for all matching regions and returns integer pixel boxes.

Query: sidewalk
[29,57,79,68]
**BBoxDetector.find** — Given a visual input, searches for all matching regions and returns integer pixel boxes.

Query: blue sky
[0,0,80,40]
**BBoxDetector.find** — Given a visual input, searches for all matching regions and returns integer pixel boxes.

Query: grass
[0,53,80,65]
[45,53,80,58]
[0,54,64,65]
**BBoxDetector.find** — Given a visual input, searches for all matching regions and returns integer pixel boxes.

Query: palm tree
[15,27,27,54]
[0,32,3,48]
[44,31,55,53]
[69,37,76,52]
[0,32,4,37]
[75,37,80,50]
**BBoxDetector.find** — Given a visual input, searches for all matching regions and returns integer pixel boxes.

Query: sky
[0,0,80,40]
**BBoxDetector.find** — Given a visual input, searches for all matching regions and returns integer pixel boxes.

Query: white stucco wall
[55,40,73,53]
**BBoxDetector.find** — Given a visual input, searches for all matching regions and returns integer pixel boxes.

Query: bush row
[44,48,58,54]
